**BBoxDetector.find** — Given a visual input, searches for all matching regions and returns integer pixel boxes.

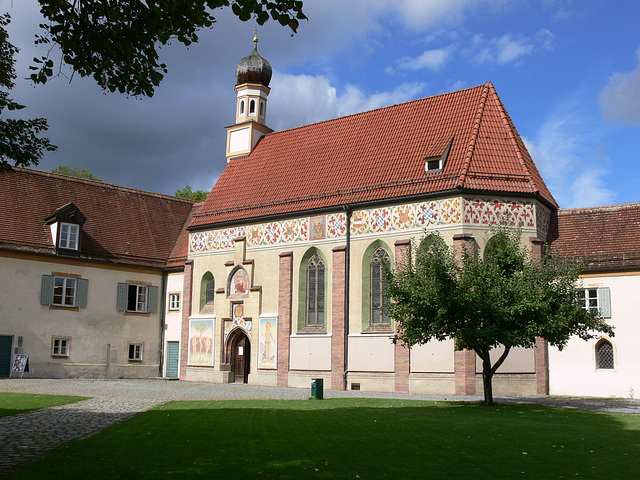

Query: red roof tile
[549,202,640,271]
[192,83,556,228]
[0,168,195,269]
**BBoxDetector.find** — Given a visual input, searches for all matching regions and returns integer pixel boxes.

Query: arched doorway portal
[226,328,250,383]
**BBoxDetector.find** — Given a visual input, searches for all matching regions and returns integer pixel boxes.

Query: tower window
[249,99,256,115]
[259,100,265,117]
[239,100,245,116]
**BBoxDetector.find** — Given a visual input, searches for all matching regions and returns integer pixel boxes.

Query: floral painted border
[190,196,545,253]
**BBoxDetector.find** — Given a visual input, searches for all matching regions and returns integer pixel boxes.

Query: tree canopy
[175,185,208,201]
[31,0,306,97]
[383,225,614,405]
[51,164,102,181]
[0,14,56,173]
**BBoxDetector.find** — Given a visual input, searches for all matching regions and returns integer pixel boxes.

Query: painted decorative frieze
[190,196,543,253]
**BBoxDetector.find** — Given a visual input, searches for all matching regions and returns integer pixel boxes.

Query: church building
[178,38,557,396]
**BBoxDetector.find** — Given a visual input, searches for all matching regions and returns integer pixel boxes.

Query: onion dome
[235,33,272,87]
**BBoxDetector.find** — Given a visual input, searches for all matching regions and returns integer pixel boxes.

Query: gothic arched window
[307,253,325,326]
[370,248,391,324]
[596,339,614,370]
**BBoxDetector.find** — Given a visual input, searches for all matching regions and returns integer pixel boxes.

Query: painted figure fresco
[229,268,249,296]
[188,319,214,366]
[259,318,277,369]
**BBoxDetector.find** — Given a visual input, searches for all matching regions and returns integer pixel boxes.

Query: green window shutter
[598,287,611,318]
[41,275,54,305]
[116,283,129,311]
[76,278,89,308]
[147,286,159,314]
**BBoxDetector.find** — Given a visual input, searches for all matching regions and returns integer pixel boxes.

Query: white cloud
[393,48,452,73]
[523,104,615,209]
[469,29,555,65]
[269,72,427,130]
[599,48,640,125]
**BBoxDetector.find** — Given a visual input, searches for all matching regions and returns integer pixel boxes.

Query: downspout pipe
[159,270,168,377]
[343,205,351,391]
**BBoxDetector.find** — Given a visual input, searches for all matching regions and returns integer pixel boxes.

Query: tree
[175,185,208,201]
[30,0,306,97]
[383,225,614,405]
[0,14,56,173]
[51,164,102,181]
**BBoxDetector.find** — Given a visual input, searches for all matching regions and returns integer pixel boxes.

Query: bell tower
[226,31,273,162]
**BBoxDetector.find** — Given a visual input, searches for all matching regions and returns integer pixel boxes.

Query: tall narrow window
[596,340,614,369]
[206,278,215,304]
[259,100,265,117]
[239,99,245,116]
[249,99,256,115]
[307,253,325,325]
[371,248,391,324]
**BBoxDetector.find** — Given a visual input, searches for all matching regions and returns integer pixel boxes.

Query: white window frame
[169,293,180,311]
[53,277,77,307]
[128,343,143,361]
[578,288,599,313]
[52,337,69,357]
[128,285,148,312]
[59,222,79,250]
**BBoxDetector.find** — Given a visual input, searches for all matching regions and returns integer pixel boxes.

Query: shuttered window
[41,275,88,308]
[116,283,158,313]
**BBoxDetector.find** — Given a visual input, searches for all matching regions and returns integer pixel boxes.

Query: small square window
[59,223,79,250]
[169,293,180,311]
[128,343,143,361]
[52,337,69,357]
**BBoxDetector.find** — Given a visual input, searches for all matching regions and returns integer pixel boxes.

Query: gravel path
[1,378,638,475]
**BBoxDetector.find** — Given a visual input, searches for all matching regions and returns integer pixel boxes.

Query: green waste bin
[311,378,324,399]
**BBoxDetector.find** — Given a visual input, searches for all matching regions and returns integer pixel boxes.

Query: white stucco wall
[549,273,640,398]
[0,253,164,378]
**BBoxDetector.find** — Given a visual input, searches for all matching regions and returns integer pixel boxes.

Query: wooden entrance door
[232,332,250,383]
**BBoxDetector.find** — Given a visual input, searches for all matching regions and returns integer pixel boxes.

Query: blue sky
[3,1,640,209]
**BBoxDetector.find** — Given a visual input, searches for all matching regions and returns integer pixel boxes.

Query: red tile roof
[549,202,640,271]
[0,168,195,269]
[192,83,556,228]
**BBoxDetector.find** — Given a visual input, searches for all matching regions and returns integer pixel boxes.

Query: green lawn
[7,398,640,479]
[0,392,87,417]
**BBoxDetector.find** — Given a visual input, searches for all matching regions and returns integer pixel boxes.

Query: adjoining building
[548,203,640,398]
[0,168,195,379]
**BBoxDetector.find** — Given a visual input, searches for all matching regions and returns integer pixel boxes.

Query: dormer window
[45,202,86,254]
[59,222,79,250]
[426,158,442,172]
[425,138,453,174]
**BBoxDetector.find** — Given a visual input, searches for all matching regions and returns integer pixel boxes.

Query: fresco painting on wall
[229,268,249,296]
[258,317,277,370]
[188,319,214,366]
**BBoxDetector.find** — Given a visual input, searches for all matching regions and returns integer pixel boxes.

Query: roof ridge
[11,167,196,205]
[457,83,491,188]
[492,86,536,192]
[266,83,489,139]
[559,201,640,215]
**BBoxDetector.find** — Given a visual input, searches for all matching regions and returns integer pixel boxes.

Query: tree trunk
[482,358,494,405]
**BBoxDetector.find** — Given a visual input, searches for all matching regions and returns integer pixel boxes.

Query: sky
[3,0,640,209]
